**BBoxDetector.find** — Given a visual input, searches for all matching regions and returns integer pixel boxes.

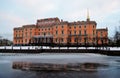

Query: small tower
[87,9,90,21]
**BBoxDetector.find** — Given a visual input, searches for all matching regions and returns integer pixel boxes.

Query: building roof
[36,17,61,27]
[22,24,36,28]
[97,28,108,31]
[37,17,60,22]
[68,21,97,26]
[14,27,23,30]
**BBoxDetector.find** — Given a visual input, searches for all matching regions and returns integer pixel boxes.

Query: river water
[0,53,120,78]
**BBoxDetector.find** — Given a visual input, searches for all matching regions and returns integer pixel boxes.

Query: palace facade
[13,16,108,46]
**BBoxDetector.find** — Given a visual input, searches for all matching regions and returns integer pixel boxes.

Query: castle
[13,12,108,46]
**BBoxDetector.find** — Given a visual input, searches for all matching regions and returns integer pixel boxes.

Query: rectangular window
[25,39,27,42]
[49,28,50,30]
[19,40,20,43]
[79,31,81,35]
[79,26,81,28]
[74,26,76,29]
[69,38,71,42]
[74,38,77,42]
[56,31,58,35]
[101,32,103,37]
[93,30,95,35]
[56,38,57,42]
[62,30,64,35]
[84,30,86,35]
[61,38,63,42]
[70,31,71,35]
[74,31,76,35]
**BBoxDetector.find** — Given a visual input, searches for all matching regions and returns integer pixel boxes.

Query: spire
[87,9,90,21]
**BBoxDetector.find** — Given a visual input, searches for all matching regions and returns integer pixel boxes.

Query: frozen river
[0,53,120,78]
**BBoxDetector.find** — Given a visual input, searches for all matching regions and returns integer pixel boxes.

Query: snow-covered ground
[0,46,120,51]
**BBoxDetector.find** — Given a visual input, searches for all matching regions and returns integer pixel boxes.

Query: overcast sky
[0,0,120,40]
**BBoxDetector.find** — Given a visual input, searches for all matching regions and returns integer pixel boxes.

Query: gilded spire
[87,9,90,21]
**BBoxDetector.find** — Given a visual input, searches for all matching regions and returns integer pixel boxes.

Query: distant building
[96,28,108,45]
[13,12,108,46]
[0,38,12,46]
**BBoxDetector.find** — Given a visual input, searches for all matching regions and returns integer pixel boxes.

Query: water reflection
[12,62,108,72]
[0,53,120,78]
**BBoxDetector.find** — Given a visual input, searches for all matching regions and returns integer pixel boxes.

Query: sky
[0,0,120,40]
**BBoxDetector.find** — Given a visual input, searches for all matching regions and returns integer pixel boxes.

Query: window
[56,38,57,42]
[74,38,77,42]
[38,32,40,35]
[61,38,64,42]
[56,31,58,35]
[84,25,86,28]
[62,25,64,28]
[93,25,94,28]
[84,30,86,35]
[101,32,103,37]
[74,26,76,29]
[48,28,50,30]
[69,38,71,42]
[62,30,64,34]
[74,31,76,35]
[79,31,81,35]
[79,26,81,28]
[25,39,27,42]
[44,33,46,36]
[93,30,95,35]
[70,31,71,35]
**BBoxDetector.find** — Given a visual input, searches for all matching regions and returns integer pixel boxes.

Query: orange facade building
[13,17,108,46]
